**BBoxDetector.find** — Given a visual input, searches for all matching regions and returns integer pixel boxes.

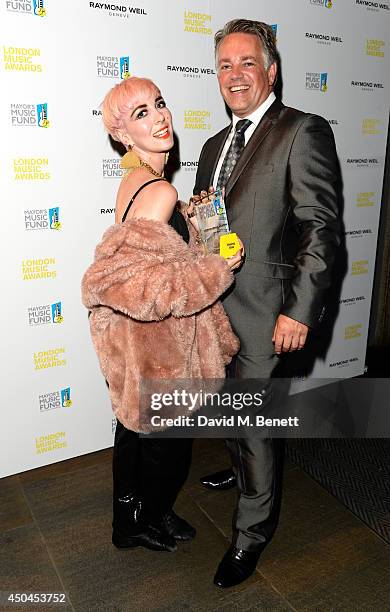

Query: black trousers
[113,421,193,522]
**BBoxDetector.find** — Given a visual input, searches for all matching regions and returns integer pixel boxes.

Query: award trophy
[194,189,241,258]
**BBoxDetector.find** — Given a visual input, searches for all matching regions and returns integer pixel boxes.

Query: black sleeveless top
[121,178,189,244]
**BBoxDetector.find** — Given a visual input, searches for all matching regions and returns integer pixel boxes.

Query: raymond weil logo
[181,160,199,172]
[184,109,211,130]
[166,65,215,79]
[184,10,212,35]
[35,431,67,454]
[356,192,375,207]
[102,158,125,178]
[356,0,389,11]
[305,32,343,45]
[39,388,72,412]
[306,72,328,92]
[14,158,50,180]
[351,80,384,92]
[28,302,64,326]
[24,207,61,230]
[100,207,115,215]
[339,295,366,307]
[329,357,359,368]
[89,2,147,18]
[96,55,131,78]
[10,103,49,127]
[3,46,42,71]
[5,0,46,16]
[366,39,385,57]
[345,228,373,238]
[346,157,381,168]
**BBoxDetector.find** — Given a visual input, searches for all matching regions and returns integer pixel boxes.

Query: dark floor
[1,439,390,612]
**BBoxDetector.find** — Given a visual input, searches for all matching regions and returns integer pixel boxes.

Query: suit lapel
[207,125,231,186]
[225,100,285,199]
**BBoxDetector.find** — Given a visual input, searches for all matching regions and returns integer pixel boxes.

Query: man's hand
[272,314,309,354]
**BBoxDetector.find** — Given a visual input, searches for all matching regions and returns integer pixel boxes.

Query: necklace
[120,149,163,178]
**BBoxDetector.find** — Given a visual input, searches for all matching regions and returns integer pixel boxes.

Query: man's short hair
[214,19,277,70]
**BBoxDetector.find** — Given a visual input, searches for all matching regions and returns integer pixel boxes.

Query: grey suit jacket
[194,99,341,357]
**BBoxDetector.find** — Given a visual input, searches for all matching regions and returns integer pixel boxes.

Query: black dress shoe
[213,546,261,588]
[112,524,177,552]
[200,468,236,490]
[160,510,196,541]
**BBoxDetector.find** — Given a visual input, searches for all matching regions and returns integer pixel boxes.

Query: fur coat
[81,216,239,432]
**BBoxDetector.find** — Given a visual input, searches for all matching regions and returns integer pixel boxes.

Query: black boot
[112,493,177,552]
[159,510,196,541]
[200,468,236,490]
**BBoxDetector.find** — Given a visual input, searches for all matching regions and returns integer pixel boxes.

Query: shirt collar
[231,91,276,130]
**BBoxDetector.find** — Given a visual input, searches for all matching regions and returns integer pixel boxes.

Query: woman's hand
[187,186,216,230]
[226,237,244,271]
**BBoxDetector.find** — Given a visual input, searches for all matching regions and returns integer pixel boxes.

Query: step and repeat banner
[0,0,389,477]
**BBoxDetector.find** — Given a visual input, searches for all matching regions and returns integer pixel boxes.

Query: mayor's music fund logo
[184,9,212,35]
[3,46,43,72]
[102,158,125,178]
[96,55,131,78]
[9,103,50,127]
[28,301,64,326]
[5,0,46,16]
[305,72,328,92]
[89,2,147,18]
[184,109,211,130]
[39,387,72,412]
[24,207,61,230]
[310,0,333,8]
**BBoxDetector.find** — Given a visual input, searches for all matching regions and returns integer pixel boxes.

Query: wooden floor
[1,439,390,611]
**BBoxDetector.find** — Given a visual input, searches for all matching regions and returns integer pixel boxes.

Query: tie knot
[235,119,252,134]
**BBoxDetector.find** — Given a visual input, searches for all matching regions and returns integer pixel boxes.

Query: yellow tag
[219,233,241,259]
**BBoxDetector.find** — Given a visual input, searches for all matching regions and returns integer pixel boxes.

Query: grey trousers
[226,353,287,552]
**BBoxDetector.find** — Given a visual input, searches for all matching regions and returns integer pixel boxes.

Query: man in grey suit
[194,19,341,588]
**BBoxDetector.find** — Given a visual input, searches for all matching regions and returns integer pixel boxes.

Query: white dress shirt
[212,92,276,188]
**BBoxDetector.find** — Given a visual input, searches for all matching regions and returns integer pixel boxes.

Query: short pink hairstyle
[101,77,160,143]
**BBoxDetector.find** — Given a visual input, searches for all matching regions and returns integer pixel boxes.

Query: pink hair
[101,77,160,143]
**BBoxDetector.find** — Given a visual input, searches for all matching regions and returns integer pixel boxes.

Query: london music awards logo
[96,55,130,78]
[28,301,64,326]
[184,10,212,35]
[10,103,50,127]
[166,65,215,80]
[351,260,369,275]
[102,158,125,178]
[305,32,343,46]
[362,119,381,134]
[24,207,61,230]
[356,192,375,207]
[344,324,363,340]
[89,2,147,18]
[33,347,66,371]
[305,72,328,92]
[184,110,211,130]
[366,39,385,57]
[22,257,56,280]
[14,158,50,180]
[356,0,389,11]
[2,46,43,71]
[5,0,46,16]
[35,431,67,455]
[39,387,72,412]
[310,0,333,8]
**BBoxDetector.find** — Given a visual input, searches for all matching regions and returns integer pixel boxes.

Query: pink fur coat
[81,217,239,432]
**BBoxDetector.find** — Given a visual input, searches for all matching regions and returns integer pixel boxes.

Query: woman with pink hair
[82,77,242,553]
